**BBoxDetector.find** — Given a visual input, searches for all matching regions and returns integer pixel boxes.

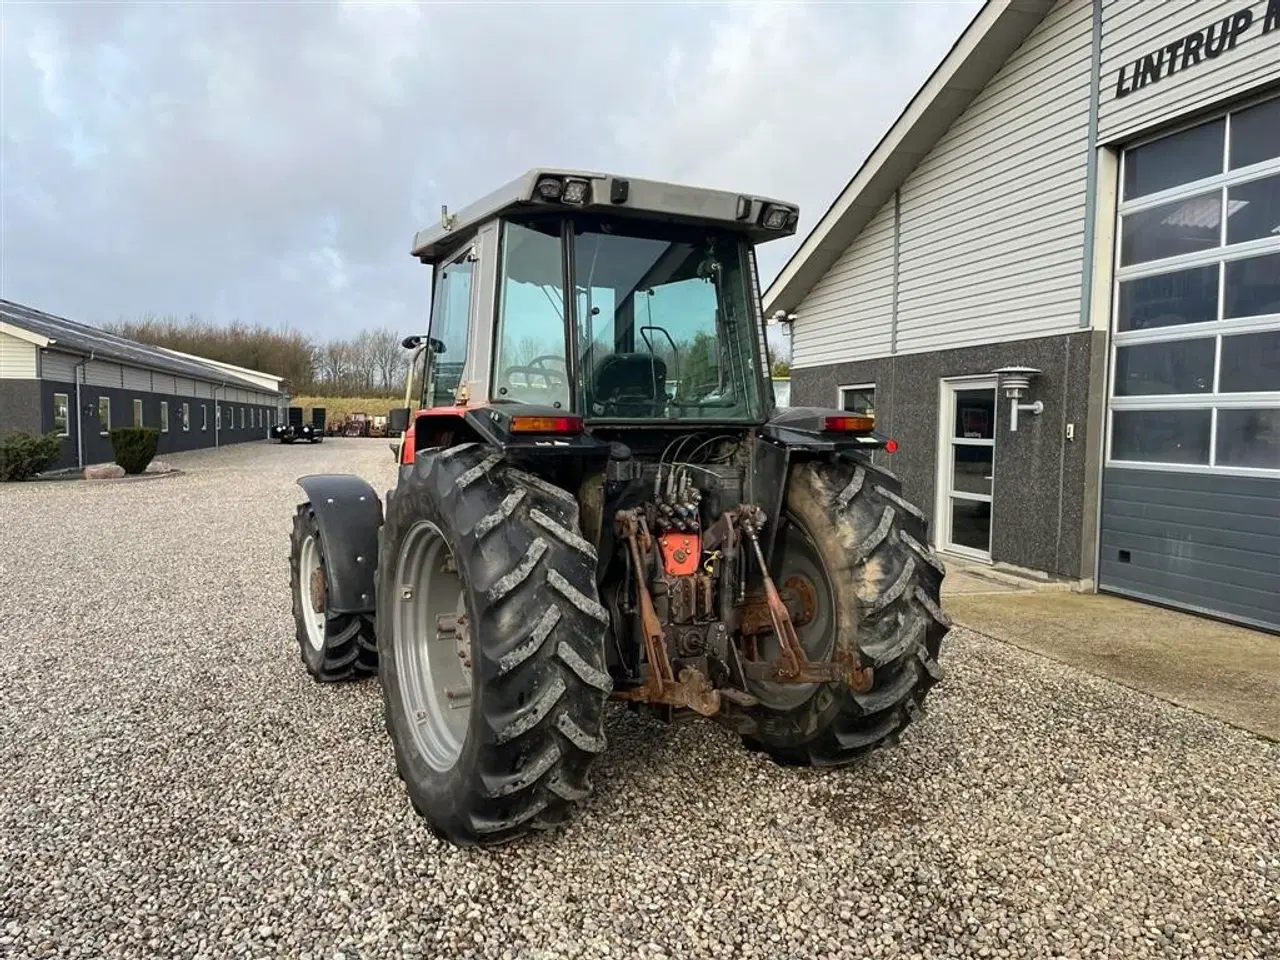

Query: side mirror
[388,406,411,436]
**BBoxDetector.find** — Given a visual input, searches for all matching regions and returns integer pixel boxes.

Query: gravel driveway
[1,438,1276,960]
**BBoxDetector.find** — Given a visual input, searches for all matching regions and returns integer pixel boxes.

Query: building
[0,299,285,471]
[764,0,1279,632]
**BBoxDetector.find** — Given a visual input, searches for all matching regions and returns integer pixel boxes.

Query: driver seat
[591,353,668,417]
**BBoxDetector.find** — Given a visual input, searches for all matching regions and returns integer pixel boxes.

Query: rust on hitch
[612,509,721,717]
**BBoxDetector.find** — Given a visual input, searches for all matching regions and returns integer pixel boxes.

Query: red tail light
[886,438,900,453]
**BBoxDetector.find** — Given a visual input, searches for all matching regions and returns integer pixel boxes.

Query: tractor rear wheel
[289,505,379,682]
[376,443,611,846]
[742,456,950,765]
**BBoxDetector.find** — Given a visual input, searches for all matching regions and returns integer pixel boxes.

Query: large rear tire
[742,455,949,765]
[376,442,611,846]
[289,505,379,682]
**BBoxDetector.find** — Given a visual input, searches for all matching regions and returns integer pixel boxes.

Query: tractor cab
[389,170,812,453]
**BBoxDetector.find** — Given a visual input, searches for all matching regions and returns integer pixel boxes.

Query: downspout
[214,382,226,448]
[1086,0,1107,592]
[73,349,95,470]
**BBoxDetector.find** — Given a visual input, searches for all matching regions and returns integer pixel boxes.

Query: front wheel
[289,505,378,682]
[741,456,950,765]
[376,443,611,846]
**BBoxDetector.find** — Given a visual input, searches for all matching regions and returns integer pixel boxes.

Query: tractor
[287,169,950,847]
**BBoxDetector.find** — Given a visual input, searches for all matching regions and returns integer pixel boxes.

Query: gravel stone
[1,439,1277,960]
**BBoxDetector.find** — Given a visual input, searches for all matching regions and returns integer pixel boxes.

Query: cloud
[1,0,981,343]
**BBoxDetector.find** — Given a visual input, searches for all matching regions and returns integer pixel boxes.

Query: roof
[0,298,282,395]
[157,347,286,393]
[762,0,1056,316]
[411,167,800,264]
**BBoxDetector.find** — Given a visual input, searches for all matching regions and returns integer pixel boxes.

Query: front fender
[296,474,383,615]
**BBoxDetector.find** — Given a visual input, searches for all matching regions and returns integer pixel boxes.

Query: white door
[937,377,996,561]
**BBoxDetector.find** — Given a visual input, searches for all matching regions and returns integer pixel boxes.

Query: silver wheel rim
[747,513,837,711]
[393,520,470,773]
[299,534,326,653]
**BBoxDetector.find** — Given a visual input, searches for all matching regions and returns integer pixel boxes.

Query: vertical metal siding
[0,331,39,379]
[153,373,177,394]
[1099,0,1280,144]
[895,0,1094,356]
[122,366,151,391]
[792,197,896,368]
[40,351,78,382]
[194,382,212,399]
[1099,468,1280,631]
[175,377,196,397]
[84,360,123,388]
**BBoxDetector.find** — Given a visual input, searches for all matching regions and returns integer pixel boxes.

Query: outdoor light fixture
[993,365,1044,432]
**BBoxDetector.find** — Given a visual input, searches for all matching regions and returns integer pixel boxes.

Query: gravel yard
[1,438,1277,960]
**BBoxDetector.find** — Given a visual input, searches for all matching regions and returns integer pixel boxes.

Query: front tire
[289,505,379,682]
[376,443,611,846]
[742,455,949,765]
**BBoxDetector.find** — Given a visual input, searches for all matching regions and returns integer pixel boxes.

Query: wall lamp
[993,365,1044,432]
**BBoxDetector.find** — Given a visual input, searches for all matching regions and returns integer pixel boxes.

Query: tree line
[104,314,411,398]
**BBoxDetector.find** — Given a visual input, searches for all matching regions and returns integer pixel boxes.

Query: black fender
[296,473,382,615]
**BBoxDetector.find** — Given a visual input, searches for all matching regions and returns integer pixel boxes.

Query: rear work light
[561,178,591,204]
[823,415,875,432]
[509,415,584,435]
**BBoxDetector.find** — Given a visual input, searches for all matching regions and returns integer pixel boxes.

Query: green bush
[0,431,63,481]
[109,427,160,475]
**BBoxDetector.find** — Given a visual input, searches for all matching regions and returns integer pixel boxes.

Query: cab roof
[409,168,800,264]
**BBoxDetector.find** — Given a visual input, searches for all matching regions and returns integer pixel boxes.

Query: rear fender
[296,474,383,616]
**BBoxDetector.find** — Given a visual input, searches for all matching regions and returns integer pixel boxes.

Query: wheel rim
[299,534,326,652]
[393,520,470,773]
[747,512,837,712]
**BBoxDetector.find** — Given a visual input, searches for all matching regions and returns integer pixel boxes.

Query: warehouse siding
[0,331,38,380]
[894,0,1093,356]
[1099,468,1280,632]
[792,197,896,368]
[40,351,78,383]
[1098,0,1280,144]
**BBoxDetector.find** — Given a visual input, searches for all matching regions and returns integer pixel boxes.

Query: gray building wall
[792,330,1106,580]
[0,380,42,439]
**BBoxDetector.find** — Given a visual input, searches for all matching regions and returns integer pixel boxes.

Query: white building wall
[895,0,1094,355]
[122,366,151,391]
[0,331,38,379]
[792,197,895,367]
[1099,0,1280,144]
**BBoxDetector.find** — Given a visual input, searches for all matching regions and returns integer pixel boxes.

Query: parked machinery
[285,169,950,847]
[271,406,325,444]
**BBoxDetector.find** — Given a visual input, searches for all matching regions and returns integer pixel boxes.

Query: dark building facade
[2,299,284,471]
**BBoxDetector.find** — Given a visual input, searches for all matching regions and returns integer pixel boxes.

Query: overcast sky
[1,0,981,343]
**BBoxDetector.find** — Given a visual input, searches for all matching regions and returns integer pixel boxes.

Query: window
[424,250,475,408]
[838,384,876,419]
[492,217,570,407]
[52,393,69,437]
[240,407,245,430]
[1110,94,1280,474]
[569,218,762,421]
[160,402,169,433]
[216,404,222,430]
[202,404,208,431]
[133,398,144,427]
[182,402,190,431]
[98,396,111,434]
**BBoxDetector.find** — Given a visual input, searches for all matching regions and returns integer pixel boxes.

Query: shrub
[109,427,160,475]
[0,431,63,481]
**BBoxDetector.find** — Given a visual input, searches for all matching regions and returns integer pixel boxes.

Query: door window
[425,250,475,408]
[943,382,995,559]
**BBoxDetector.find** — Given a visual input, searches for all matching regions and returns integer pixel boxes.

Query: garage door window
[1109,93,1280,475]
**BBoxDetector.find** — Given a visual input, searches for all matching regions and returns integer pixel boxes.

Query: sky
[1,0,982,345]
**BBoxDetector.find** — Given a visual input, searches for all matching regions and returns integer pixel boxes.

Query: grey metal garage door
[1098,94,1280,633]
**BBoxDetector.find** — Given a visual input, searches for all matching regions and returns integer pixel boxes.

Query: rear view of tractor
[287,169,950,846]
[272,406,325,444]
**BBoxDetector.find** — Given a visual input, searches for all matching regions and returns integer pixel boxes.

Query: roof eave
[0,320,52,348]
[763,0,1056,317]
